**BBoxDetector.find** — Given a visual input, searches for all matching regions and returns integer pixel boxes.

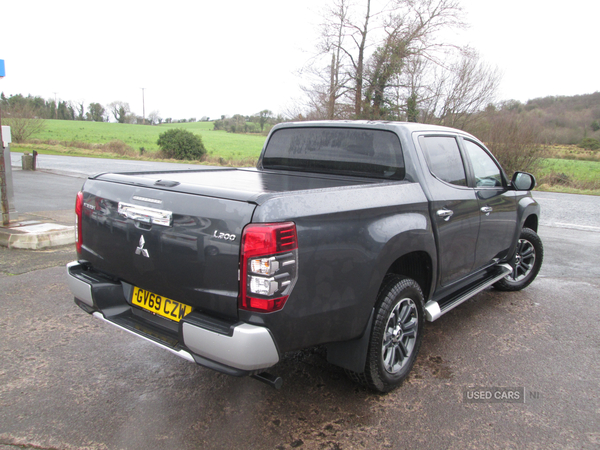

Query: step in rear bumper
[66,261,279,373]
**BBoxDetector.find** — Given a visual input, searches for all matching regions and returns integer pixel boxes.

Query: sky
[1,0,598,121]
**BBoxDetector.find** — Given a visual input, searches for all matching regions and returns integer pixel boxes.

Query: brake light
[240,222,298,313]
[75,191,83,253]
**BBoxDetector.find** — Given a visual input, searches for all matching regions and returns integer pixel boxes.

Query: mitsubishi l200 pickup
[67,121,543,392]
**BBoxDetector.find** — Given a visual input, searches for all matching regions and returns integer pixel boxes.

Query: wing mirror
[511,172,536,191]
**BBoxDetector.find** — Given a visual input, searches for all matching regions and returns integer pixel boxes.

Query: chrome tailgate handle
[118,202,173,227]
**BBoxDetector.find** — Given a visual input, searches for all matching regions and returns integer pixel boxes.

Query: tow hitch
[252,372,283,389]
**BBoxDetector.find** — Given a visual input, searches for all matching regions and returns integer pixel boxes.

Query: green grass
[27,119,266,160]
[536,158,600,195]
[538,158,600,182]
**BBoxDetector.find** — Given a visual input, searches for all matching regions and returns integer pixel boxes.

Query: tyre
[360,276,425,393]
[494,227,543,291]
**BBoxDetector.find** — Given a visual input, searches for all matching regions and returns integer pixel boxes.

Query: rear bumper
[66,261,279,374]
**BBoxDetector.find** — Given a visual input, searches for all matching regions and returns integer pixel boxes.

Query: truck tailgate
[79,175,256,320]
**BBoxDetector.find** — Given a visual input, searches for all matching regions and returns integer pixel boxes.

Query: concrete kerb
[0,210,75,250]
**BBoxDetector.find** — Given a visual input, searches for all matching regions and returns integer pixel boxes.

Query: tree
[406,92,418,122]
[108,101,131,123]
[300,0,483,121]
[148,110,162,125]
[360,0,465,119]
[257,110,273,131]
[578,137,600,150]
[157,129,207,160]
[304,0,353,119]
[474,110,543,176]
[415,50,501,129]
[0,102,45,142]
[298,0,359,119]
[87,103,105,122]
[57,101,74,120]
[75,101,85,120]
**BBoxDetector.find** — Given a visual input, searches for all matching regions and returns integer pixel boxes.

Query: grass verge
[536,158,600,195]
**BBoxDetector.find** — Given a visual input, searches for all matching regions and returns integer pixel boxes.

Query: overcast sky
[1,0,598,121]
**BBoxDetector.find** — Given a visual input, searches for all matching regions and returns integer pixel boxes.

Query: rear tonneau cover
[93,167,383,205]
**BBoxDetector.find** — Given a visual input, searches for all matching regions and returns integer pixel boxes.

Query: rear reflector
[75,191,83,253]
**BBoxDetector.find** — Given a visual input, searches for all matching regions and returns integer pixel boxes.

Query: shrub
[578,137,600,151]
[1,103,46,142]
[105,140,136,156]
[472,111,544,176]
[156,128,206,160]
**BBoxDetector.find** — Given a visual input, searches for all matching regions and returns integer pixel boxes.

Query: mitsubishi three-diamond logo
[135,235,150,258]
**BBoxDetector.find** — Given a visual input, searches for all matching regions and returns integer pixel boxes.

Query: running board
[424,264,512,322]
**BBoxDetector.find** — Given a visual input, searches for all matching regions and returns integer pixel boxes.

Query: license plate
[131,286,192,322]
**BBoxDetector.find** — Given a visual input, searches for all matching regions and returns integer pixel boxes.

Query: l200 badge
[213,230,236,241]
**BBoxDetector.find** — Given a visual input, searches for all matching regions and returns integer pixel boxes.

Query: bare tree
[350,0,373,117]
[361,0,465,119]
[413,50,501,128]
[1,103,45,143]
[435,51,501,128]
[148,110,162,125]
[300,0,467,120]
[298,0,353,120]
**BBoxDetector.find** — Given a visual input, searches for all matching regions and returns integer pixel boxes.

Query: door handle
[480,206,493,216]
[436,209,454,221]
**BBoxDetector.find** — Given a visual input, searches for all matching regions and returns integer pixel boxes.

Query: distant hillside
[510,92,600,145]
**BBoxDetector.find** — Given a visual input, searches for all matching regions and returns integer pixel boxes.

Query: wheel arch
[327,251,433,374]
[523,213,539,233]
[385,251,433,302]
[517,194,540,232]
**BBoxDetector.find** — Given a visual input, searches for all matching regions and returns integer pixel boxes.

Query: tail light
[75,191,83,253]
[240,222,298,313]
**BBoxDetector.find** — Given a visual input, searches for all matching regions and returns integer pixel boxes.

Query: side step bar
[424,264,512,322]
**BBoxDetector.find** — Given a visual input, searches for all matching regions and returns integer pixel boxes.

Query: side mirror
[511,172,536,191]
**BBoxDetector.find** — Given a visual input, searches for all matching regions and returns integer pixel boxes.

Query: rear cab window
[262,127,405,180]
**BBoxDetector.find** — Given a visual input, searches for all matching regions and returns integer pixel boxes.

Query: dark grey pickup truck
[67,121,542,392]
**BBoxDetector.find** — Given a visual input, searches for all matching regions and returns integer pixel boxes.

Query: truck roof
[271,120,477,138]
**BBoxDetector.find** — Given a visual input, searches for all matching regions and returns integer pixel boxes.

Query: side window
[419,136,467,186]
[463,140,503,188]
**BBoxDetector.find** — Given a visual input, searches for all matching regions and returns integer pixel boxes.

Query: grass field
[536,158,600,194]
[19,120,267,161]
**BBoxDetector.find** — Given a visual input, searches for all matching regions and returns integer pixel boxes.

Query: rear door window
[419,136,467,186]
[262,127,405,180]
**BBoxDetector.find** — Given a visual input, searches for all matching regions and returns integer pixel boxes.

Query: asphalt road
[9,152,207,213]
[1,155,599,449]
